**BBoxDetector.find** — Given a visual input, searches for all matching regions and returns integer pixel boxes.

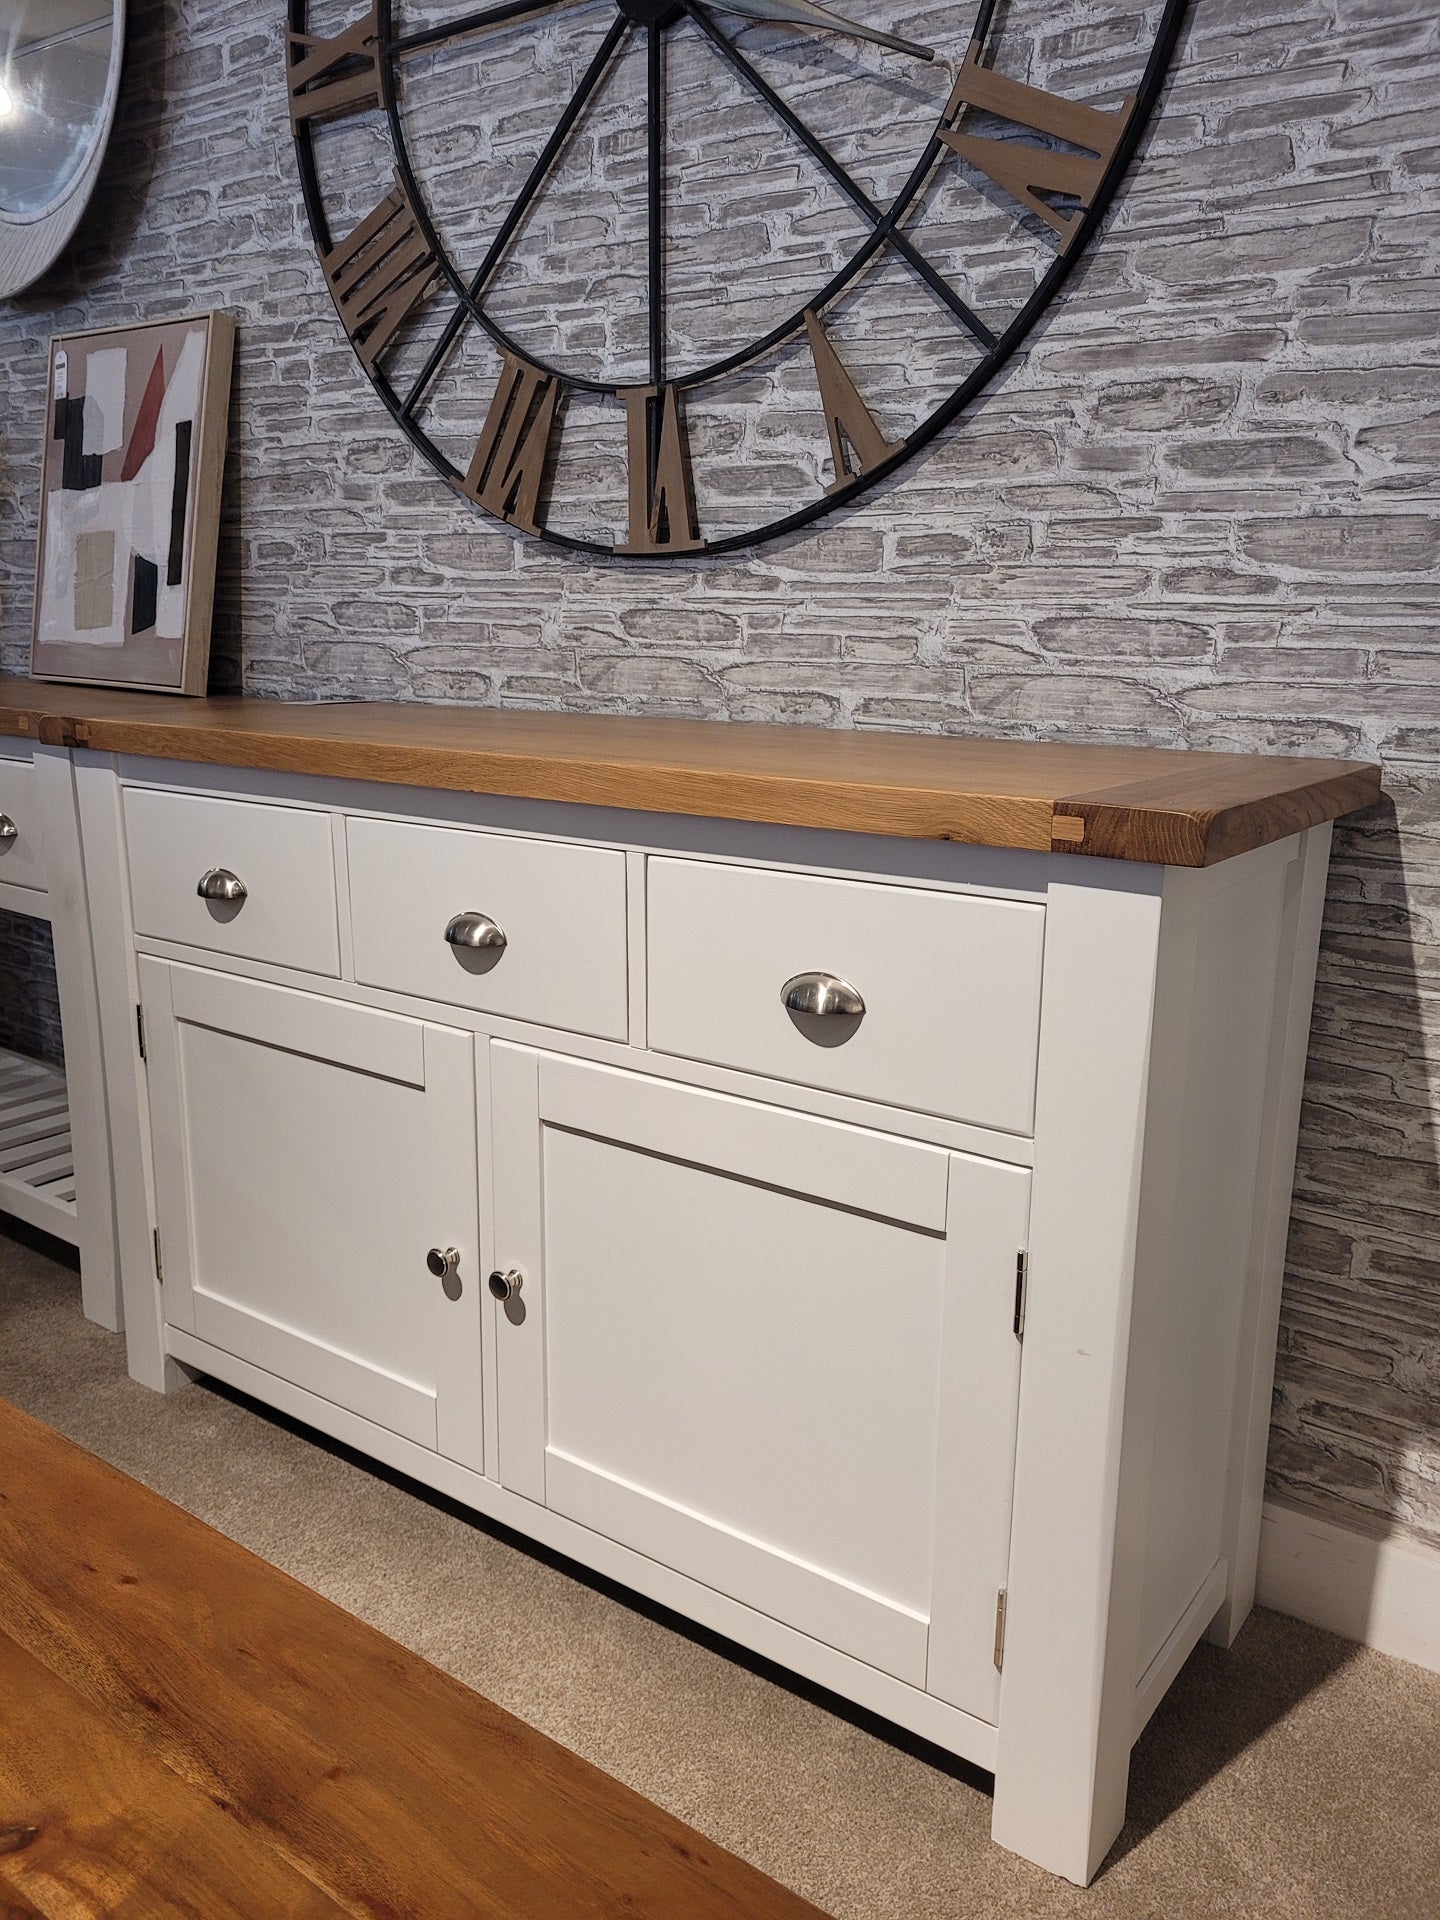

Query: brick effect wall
[0,0,1436,1544]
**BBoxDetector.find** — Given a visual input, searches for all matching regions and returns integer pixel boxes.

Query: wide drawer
[0,755,44,893]
[347,817,629,1041]
[124,788,341,976]
[646,858,1045,1133]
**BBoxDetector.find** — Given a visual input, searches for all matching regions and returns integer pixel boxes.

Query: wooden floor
[0,1398,828,1919]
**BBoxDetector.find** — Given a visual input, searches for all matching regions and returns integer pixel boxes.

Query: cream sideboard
[0,685,1379,1886]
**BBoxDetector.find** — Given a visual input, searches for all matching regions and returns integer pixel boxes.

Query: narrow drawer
[0,756,44,892]
[347,817,629,1041]
[124,788,340,976]
[646,858,1045,1134]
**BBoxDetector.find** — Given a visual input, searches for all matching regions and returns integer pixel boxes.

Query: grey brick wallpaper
[0,0,1436,1549]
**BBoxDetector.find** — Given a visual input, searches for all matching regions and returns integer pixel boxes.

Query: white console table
[0,683,1378,1886]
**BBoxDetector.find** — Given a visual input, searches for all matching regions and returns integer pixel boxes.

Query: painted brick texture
[0,0,1436,1546]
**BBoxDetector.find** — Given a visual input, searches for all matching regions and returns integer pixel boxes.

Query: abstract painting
[31,312,235,694]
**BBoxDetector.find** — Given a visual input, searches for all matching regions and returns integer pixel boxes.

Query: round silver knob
[445,911,506,953]
[0,815,17,845]
[781,972,865,1020]
[427,1246,463,1301]
[197,867,247,904]
[488,1267,524,1302]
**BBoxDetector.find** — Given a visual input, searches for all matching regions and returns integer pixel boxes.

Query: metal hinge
[136,1004,147,1060]
[993,1588,1008,1670]
[1013,1250,1029,1340]
[153,1228,163,1284]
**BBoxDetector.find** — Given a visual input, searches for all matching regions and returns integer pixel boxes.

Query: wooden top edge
[0,680,1381,866]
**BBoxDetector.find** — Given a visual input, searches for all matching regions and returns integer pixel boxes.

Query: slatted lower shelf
[0,1047,79,1246]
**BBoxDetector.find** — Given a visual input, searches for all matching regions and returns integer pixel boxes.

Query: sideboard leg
[990,864,1167,1884]
[73,753,174,1393]
[33,746,122,1332]
[1206,824,1332,1648]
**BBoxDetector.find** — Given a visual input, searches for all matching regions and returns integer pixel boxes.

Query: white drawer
[124,788,340,976]
[0,755,44,892]
[646,858,1045,1134]
[347,817,629,1041]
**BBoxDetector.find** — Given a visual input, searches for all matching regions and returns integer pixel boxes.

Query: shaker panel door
[141,959,482,1467]
[491,1046,1026,1711]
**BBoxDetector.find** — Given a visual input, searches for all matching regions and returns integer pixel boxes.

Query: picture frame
[30,311,235,696]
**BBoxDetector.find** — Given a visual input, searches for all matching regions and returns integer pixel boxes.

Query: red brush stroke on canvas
[120,347,168,482]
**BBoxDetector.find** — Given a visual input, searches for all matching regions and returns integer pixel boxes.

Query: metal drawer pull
[445,911,507,953]
[488,1267,523,1302]
[0,815,16,845]
[782,972,865,1020]
[427,1246,463,1300]
[197,867,247,903]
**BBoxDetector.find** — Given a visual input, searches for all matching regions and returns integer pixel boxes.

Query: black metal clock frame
[287,0,1189,557]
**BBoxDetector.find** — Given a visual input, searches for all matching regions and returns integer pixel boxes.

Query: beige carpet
[2,1225,1436,1920]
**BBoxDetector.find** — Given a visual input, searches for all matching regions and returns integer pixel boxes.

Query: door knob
[197,867,247,903]
[445,911,506,953]
[427,1246,463,1300]
[488,1267,523,1302]
[0,815,16,845]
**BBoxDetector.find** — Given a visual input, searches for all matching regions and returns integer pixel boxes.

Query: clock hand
[704,0,935,63]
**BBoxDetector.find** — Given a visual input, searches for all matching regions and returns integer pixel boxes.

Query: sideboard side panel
[990,861,1165,1885]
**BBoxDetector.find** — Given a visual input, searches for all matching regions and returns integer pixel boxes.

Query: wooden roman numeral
[320,184,440,377]
[939,43,1136,249]
[462,353,562,537]
[617,386,701,555]
[804,311,896,494]
[287,5,382,128]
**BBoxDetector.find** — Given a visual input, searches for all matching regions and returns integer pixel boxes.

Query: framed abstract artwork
[30,312,235,694]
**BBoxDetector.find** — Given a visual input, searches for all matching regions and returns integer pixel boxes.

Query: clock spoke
[390,0,596,58]
[648,24,664,390]
[467,12,631,300]
[398,11,630,415]
[681,3,995,351]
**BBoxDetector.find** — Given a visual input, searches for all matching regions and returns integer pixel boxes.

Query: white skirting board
[1257,1500,1440,1675]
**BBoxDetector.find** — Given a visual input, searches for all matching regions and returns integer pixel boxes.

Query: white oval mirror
[0,1,125,298]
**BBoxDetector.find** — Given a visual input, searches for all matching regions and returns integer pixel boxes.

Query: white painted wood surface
[0,754,48,894]
[75,752,177,1388]
[140,959,481,1458]
[0,1049,79,1241]
[490,1051,1026,1702]
[347,814,629,1041]
[647,856,1046,1133]
[991,861,1167,1884]
[32,745,122,1328]
[1257,1501,1440,1676]
[1208,827,1332,1647]
[53,753,1340,1887]
[124,786,341,976]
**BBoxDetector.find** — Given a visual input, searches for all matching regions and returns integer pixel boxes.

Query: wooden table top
[0,677,1379,866]
[0,1397,828,1920]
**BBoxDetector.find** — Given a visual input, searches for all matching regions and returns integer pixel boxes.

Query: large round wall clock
[285,0,1185,557]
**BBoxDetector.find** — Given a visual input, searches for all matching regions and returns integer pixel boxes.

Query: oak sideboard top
[0,678,1380,867]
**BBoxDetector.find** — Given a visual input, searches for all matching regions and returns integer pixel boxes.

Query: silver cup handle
[781,971,865,1020]
[197,867,247,903]
[445,911,507,953]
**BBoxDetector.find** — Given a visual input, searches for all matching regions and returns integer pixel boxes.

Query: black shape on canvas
[61,397,103,491]
[132,554,159,634]
[168,420,192,587]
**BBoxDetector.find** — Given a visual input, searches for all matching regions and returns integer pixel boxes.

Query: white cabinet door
[491,1046,1028,1718]
[141,959,483,1470]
